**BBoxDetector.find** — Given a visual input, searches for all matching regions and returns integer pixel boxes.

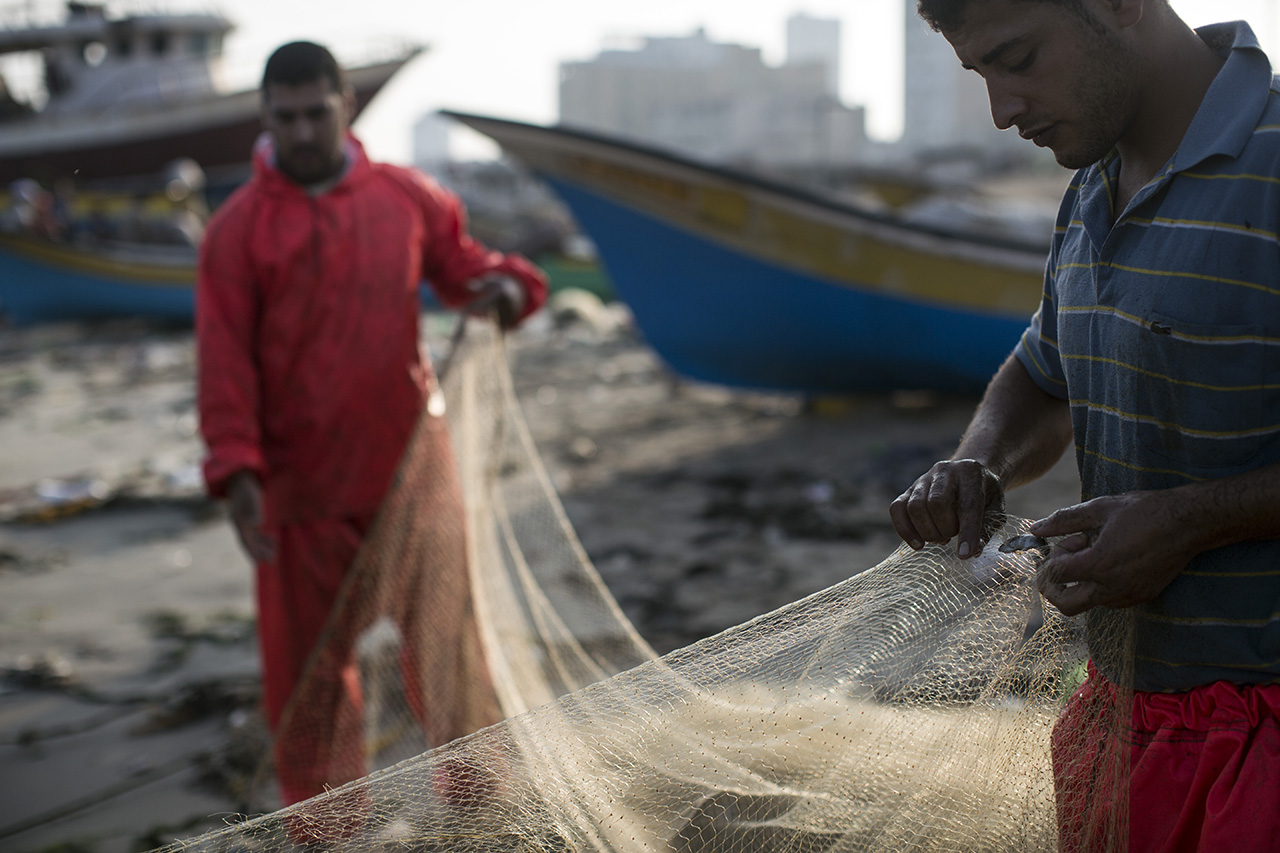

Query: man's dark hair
[261,41,346,93]
[917,0,1096,32]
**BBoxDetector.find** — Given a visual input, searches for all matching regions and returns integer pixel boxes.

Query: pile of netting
[158,321,1134,853]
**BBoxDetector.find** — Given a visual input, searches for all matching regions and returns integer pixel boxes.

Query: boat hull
[0,52,422,325]
[0,55,418,186]
[548,178,1027,393]
[444,111,1050,395]
[0,234,194,325]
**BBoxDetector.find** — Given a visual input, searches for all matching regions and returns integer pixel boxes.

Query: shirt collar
[252,133,369,196]
[1168,20,1273,173]
[1073,20,1272,239]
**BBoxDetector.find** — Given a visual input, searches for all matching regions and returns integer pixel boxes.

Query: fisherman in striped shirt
[891,0,1280,849]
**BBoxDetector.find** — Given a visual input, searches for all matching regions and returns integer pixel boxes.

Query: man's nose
[289,119,317,143]
[987,81,1028,132]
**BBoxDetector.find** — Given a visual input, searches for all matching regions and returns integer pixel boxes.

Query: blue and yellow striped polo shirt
[1014,21,1280,692]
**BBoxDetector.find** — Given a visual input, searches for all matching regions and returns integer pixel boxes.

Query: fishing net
[158,320,1134,853]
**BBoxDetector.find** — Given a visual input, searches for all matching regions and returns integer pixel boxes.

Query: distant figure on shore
[195,40,547,809]
[1,179,58,239]
[890,0,1280,849]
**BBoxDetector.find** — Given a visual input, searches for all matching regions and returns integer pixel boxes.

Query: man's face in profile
[261,78,353,185]
[943,0,1138,169]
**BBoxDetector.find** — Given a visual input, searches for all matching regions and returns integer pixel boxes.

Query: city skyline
[202,0,1277,164]
[6,0,1276,163]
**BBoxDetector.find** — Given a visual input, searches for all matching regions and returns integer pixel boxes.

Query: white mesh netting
[156,321,1132,853]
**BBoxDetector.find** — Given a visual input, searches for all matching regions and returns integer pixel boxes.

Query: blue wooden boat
[0,233,195,325]
[443,111,1050,395]
[0,234,612,327]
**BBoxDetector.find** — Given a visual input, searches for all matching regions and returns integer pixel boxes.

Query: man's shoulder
[1216,81,1280,165]
[364,162,455,210]
[368,161,431,191]
[205,180,265,238]
[1250,80,1280,142]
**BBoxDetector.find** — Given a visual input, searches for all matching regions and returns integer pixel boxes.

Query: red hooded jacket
[197,135,546,523]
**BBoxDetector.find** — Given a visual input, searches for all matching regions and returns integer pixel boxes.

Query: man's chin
[1051,140,1112,171]
[278,157,340,186]
[1054,151,1089,170]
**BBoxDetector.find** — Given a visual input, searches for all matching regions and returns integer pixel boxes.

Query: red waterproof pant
[256,515,378,806]
[1054,664,1280,852]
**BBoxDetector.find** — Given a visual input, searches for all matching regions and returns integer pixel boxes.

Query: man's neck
[303,153,352,196]
[1113,18,1225,211]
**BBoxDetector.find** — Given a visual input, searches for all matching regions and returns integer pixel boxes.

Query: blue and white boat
[444,111,1050,395]
[0,232,194,325]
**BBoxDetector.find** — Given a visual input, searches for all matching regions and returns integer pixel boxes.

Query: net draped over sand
[158,322,1132,853]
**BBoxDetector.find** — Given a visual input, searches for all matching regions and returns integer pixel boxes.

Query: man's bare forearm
[953,354,1074,492]
[890,354,1074,555]
[1150,463,1280,555]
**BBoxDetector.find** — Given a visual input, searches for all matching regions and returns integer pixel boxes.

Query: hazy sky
[43,0,1280,162]
[211,0,909,161]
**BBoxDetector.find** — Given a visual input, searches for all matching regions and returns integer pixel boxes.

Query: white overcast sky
[29,0,1280,162]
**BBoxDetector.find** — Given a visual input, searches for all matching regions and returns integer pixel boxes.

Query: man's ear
[1103,0,1145,29]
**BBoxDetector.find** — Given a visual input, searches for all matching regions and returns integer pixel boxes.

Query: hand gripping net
[157,321,1134,853]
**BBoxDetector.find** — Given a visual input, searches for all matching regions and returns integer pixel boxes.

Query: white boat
[0,1,421,187]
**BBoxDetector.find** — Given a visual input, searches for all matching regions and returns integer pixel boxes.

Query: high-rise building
[558,24,866,169]
[786,12,841,100]
[412,111,453,174]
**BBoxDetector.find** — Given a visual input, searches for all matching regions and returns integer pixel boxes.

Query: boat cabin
[0,2,234,116]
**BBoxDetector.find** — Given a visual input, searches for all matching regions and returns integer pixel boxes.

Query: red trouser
[256,515,377,806]
[1053,664,1280,852]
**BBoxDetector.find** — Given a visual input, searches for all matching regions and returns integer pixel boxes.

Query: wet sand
[0,309,1080,852]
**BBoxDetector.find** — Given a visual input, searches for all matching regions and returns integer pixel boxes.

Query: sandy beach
[0,307,1081,853]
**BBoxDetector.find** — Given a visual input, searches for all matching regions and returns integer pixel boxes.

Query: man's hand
[889,459,1005,558]
[464,275,525,330]
[1030,491,1195,616]
[226,470,277,564]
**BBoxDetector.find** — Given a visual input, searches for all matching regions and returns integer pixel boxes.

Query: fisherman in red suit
[196,40,546,806]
